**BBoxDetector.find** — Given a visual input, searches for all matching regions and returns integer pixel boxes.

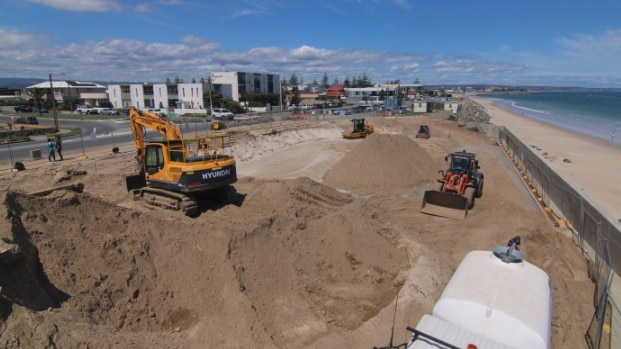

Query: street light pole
[208,76,213,117]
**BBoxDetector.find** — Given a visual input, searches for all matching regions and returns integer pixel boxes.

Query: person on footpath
[55,135,63,160]
[47,138,56,162]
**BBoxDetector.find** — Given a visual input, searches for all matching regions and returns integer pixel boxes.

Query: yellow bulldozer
[342,118,374,139]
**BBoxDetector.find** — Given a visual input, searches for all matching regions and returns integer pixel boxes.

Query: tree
[379,89,386,100]
[23,87,47,114]
[321,73,329,89]
[343,78,351,88]
[290,85,302,106]
[358,73,372,87]
[289,74,298,86]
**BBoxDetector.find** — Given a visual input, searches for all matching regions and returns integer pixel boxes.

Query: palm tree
[23,87,48,114]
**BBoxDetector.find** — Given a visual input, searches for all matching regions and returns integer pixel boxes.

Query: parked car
[211,108,234,120]
[147,108,167,117]
[14,115,39,125]
[77,106,97,114]
[101,108,120,115]
[14,105,33,113]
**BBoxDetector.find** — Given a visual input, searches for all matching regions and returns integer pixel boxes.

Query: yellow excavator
[124,107,238,216]
[342,118,374,139]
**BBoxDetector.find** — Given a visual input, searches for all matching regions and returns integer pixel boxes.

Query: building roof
[26,80,106,89]
[326,84,345,97]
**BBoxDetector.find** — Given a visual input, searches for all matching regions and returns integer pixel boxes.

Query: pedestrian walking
[47,138,56,162]
[55,135,63,160]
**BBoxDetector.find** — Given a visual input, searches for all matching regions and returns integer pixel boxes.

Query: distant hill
[0,78,122,89]
[0,78,47,89]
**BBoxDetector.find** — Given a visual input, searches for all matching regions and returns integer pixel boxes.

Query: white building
[108,82,205,113]
[444,100,459,113]
[24,80,108,107]
[411,100,429,113]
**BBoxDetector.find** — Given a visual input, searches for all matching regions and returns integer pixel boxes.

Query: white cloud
[559,28,621,54]
[557,29,621,74]
[289,46,335,60]
[26,0,122,12]
[0,29,48,48]
[134,3,152,13]
[0,28,619,87]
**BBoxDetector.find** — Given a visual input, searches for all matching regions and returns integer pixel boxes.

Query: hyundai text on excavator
[124,106,238,216]
[342,118,374,139]
[420,150,484,219]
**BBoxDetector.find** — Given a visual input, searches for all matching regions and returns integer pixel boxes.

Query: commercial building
[209,72,281,103]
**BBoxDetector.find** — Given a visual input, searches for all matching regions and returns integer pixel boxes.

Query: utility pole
[208,73,222,117]
[208,76,213,117]
[48,72,65,131]
[49,73,59,131]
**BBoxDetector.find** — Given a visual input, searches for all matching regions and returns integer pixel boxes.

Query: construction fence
[476,122,620,349]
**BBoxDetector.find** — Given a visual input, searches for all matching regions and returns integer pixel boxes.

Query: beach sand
[473,97,621,223]
[0,114,595,348]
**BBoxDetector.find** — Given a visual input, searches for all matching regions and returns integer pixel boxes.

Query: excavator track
[131,187,198,216]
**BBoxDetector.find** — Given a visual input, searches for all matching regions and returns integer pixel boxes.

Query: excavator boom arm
[128,106,184,167]
[128,106,182,148]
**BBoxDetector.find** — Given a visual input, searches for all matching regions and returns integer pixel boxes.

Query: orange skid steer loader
[421,150,484,220]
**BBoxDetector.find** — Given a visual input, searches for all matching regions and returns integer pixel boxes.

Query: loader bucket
[420,190,469,220]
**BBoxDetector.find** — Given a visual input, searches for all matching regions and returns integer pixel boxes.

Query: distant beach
[476,91,621,146]
[472,96,621,221]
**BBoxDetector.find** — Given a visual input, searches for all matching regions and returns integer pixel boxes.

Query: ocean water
[477,91,621,145]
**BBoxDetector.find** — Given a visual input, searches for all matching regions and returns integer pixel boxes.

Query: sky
[1,0,621,88]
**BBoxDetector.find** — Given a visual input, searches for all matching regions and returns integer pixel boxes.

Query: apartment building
[108,82,204,111]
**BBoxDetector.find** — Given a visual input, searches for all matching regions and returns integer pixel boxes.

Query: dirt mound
[229,177,409,347]
[0,175,409,348]
[323,133,438,195]
[0,119,595,349]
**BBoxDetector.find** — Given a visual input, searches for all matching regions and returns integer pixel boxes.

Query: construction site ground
[0,114,594,348]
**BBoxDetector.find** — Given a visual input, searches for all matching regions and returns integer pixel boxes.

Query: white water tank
[432,250,551,349]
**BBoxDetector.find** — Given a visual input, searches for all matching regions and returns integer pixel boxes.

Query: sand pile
[0,174,410,348]
[0,118,595,349]
[323,133,438,195]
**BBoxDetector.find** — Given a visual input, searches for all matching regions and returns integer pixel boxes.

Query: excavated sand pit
[0,117,595,348]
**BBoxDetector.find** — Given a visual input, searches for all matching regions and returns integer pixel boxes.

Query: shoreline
[473,97,621,222]
[471,96,621,147]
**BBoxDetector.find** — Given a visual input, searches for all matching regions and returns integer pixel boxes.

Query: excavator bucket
[123,173,146,192]
[420,190,469,220]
